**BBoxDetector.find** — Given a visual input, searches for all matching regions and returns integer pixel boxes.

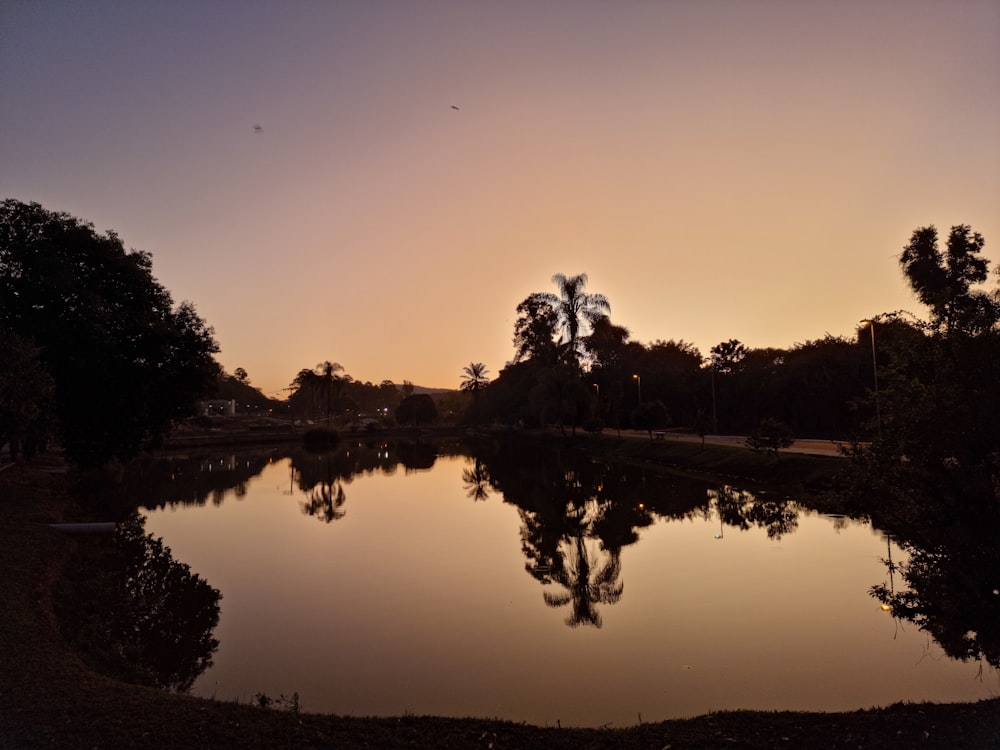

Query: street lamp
[705,359,718,434]
[860,319,882,440]
[592,383,600,416]
[632,373,641,405]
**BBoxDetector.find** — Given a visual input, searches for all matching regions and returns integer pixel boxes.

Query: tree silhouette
[512,292,560,364]
[317,361,346,428]
[0,200,220,468]
[551,273,610,363]
[459,362,490,400]
[900,225,996,335]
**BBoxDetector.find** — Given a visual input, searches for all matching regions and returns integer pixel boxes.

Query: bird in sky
[253,124,263,133]
[450,105,459,110]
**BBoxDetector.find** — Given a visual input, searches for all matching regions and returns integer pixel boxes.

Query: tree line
[3,196,997,496]
[464,273,876,440]
[465,227,998,455]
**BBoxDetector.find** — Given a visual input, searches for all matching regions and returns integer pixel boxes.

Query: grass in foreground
[2,452,999,749]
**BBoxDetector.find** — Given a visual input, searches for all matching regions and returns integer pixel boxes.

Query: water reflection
[131,441,820,629]
[59,512,221,692]
[129,440,464,514]
[710,485,799,540]
[116,514,221,691]
[461,457,491,502]
[870,513,1000,670]
[468,441,817,628]
[135,441,1000,723]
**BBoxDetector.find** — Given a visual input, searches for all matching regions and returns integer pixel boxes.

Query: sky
[2,1,998,398]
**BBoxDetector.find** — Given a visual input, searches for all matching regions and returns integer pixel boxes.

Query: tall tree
[845,225,999,515]
[900,225,997,335]
[582,314,632,373]
[550,273,610,362]
[288,368,321,421]
[316,361,347,428]
[0,200,219,467]
[709,339,748,374]
[512,292,560,364]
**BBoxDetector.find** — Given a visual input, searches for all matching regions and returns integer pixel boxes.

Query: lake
[135,439,999,727]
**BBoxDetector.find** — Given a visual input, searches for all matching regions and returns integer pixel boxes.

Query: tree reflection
[870,514,1000,670]
[478,442,659,628]
[709,485,799,539]
[541,524,623,628]
[57,513,221,693]
[294,448,351,523]
[301,477,347,522]
[127,449,283,511]
[462,457,491,502]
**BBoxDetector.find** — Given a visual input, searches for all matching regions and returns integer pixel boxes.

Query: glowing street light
[632,373,641,405]
[860,319,882,440]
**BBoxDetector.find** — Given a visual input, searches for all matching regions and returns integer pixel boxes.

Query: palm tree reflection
[542,533,623,628]
[462,457,491,502]
[301,479,347,522]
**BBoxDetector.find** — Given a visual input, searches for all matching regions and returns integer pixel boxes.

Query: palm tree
[316,361,345,428]
[551,273,610,362]
[459,362,490,399]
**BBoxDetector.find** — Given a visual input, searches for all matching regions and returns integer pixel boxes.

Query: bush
[745,418,794,457]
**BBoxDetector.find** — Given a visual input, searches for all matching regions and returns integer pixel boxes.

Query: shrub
[745,418,794,457]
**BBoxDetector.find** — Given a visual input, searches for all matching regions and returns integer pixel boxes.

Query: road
[620,430,851,457]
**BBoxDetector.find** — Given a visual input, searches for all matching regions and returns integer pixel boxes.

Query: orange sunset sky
[3,0,998,398]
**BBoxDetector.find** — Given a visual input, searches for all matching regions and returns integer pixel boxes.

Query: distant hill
[406,385,456,395]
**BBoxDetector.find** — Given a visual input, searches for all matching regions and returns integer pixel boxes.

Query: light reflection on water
[139,446,998,727]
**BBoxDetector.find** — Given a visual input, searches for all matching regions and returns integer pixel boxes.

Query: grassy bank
[2,451,999,749]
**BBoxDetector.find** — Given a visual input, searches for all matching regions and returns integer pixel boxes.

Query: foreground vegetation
[3,447,999,749]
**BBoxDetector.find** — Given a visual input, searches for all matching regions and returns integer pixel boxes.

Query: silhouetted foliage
[745,418,794,457]
[550,273,610,363]
[631,399,670,438]
[870,514,1000,669]
[395,393,438,427]
[0,327,56,459]
[211,370,280,413]
[459,362,490,397]
[54,512,221,692]
[0,200,220,467]
[512,292,561,364]
[900,225,996,335]
[845,225,999,515]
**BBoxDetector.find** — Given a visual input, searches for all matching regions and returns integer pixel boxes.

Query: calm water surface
[138,442,998,727]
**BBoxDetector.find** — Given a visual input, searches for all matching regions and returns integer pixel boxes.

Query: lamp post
[592,383,600,417]
[861,319,882,441]
[632,373,641,405]
[707,360,718,434]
